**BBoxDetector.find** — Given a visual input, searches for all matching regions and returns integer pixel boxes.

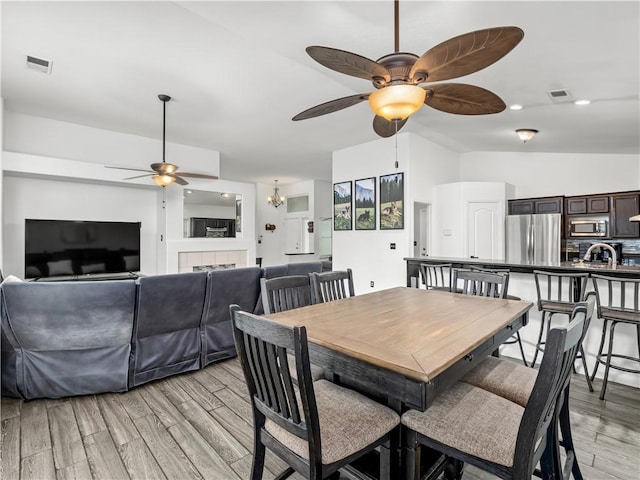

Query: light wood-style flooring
[2,358,639,480]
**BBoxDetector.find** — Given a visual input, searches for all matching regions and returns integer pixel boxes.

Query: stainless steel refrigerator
[506,213,561,265]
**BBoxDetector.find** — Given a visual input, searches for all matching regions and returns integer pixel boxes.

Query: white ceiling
[2,1,639,185]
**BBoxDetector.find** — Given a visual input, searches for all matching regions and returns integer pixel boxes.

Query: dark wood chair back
[260,275,313,314]
[419,263,453,290]
[452,268,509,298]
[513,304,587,478]
[230,305,321,476]
[310,269,355,303]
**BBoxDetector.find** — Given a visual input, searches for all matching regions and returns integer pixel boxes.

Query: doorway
[413,202,430,257]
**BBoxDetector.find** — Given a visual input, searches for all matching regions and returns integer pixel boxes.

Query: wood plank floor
[2,358,639,480]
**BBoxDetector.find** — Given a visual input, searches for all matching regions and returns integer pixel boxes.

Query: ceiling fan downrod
[394,0,399,53]
[158,94,171,163]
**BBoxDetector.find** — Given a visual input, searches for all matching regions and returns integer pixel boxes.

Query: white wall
[333,133,461,293]
[3,111,220,175]
[3,174,158,277]
[460,151,640,197]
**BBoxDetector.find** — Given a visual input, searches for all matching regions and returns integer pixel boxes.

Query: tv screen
[25,219,141,279]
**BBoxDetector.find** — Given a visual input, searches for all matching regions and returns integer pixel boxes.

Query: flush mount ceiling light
[516,128,538,143]
[509,104,523,110]
[574,99,591,105]
[267,180,285,208]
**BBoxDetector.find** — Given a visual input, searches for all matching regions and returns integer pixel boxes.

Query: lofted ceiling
[2,1,639,185]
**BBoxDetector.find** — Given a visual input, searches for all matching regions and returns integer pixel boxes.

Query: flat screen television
[25,219,141,279]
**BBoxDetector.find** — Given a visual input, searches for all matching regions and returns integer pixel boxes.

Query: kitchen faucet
[582,243,617,269]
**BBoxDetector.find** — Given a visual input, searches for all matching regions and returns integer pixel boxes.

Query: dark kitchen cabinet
[565,195,609,215]
[509,196,563,215]
[189,217,236,238]
[610,193,639,238]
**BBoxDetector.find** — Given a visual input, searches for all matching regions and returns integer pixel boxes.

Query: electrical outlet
[370,281,374,288]
[390,243,396,250]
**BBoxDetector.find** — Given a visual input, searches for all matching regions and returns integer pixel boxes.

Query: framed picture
[333,181,352,231]
[354,177,376,230]
[379,172,404,230]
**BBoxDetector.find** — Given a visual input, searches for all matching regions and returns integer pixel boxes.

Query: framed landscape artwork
[379,172,404,230]
[333,181,352,231]
[354,177,376,230]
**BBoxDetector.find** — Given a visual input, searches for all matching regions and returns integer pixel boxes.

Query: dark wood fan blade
[123,173,154,180]
[171,175,188,186]
[410,27,524,83]
[425,83,506,115]
[293,93,369,121]
[105,166,152,173]
[178,173,219,179]
[372,116,408,138]
[306,46,390,81]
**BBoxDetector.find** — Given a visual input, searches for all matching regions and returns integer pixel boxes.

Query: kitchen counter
[404,256,640,286]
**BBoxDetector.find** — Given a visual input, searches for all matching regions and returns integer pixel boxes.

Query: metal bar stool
[589,274,640,400]
[533,270,593,391]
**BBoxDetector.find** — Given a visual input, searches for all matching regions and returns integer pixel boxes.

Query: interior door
[283,218,301,254]
[467,202,503,259]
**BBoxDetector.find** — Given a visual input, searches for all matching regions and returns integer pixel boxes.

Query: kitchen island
[405,256,640,287]
[404,256,640,389]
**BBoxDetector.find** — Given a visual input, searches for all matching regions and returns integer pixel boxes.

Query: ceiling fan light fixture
[152,174,176,187]
[516,128,538,143]
[368,85,426,121]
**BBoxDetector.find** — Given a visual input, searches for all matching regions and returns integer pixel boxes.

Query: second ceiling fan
[293,0,524,137]
[107,95,219,186]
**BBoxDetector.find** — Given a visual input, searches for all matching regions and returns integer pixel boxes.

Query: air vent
[26,55,52,74]
[547,89,573,103]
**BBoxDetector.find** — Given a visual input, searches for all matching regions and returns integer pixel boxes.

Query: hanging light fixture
[516,129,538,143]
[267,180,285,208]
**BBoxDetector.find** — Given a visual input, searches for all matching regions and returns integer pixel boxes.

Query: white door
[467,202,503,259]
[283,218,301,254]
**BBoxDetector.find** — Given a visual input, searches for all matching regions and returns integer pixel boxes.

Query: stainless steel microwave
[569,219,608,237]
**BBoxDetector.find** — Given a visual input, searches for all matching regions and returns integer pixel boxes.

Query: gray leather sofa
[1,261,323,400]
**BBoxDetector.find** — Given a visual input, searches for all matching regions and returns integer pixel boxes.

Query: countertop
[404,256,640,278]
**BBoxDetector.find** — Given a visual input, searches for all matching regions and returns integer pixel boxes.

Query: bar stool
[532,270,593,391]
[589,274,640,400]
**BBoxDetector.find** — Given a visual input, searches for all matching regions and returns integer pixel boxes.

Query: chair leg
[531,311,548,367]
[558,388,584,480]
[590,319,609,382]
[251,435,266,480]
[600,321,618,400]
[516,331,528,366]
[578,344,594,392]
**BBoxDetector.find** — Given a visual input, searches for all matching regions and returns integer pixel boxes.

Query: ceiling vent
[547,89,573,103]
[26,55,52,74]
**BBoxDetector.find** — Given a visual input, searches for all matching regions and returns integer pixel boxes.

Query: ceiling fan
[106,94,219,186]
[292,0,524,137]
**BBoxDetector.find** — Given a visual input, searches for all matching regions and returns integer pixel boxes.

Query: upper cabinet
[565,195,609,215]
[508,196,563,215]
[610,193,640,238]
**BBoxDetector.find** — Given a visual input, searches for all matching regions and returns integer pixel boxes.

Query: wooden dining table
[266,286,533,479]
[266,286,533,412]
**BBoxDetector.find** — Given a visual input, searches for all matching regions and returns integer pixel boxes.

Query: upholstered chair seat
[402,382,523,467]
[266,379,399,465]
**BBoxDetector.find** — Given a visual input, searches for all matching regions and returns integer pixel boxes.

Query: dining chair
[419,263,454,291]
[401,302,588,480]
[310,269,355,303]
[532,270,592,391]
[230,305,400,480]
[469,266,528,365]
[261,274,324,382]
[589,274,640,400]
[261,275,314,315]
[451,268,508,298]
[461,296,596,480]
